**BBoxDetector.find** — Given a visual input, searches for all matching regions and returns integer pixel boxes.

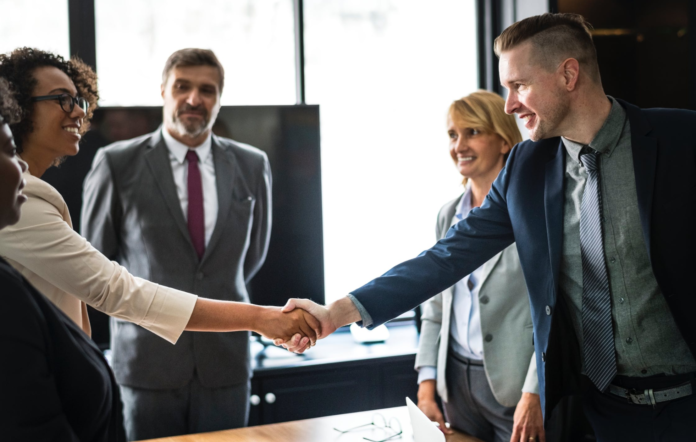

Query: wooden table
[140,406,483,442]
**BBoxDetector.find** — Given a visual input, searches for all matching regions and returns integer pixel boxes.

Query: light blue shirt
[418,186,485,384]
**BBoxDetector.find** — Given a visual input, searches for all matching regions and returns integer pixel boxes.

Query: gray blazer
[81,129,272,389]
[415,193,537,407]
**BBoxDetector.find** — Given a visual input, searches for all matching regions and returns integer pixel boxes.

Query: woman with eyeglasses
[0,77,126,441]
[0,48,319,351]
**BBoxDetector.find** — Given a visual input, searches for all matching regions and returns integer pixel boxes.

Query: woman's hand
[511,392,545,442]
[275,297,361,353]
[256,306,321,346]
[417,380,452,434]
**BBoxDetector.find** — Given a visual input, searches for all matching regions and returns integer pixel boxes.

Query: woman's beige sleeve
[0,195,197,344]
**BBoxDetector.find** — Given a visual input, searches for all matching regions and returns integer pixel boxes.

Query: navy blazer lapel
[201,137,237,264]
[144,131,194,253]
[620,99,657,258]
[544,139,565,298]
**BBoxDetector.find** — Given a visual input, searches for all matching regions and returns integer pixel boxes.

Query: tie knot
[186,150,199,164]
[580,147,599,172]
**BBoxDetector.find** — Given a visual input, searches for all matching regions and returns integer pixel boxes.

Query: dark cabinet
[248,324,419,426]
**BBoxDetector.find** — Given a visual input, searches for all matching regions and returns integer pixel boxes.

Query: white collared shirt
[448,185,485,361]
[161,128,218,246]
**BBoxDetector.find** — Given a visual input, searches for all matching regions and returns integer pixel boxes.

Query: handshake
[254,297,362,353]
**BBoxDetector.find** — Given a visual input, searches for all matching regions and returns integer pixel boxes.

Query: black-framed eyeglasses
[31,94,89,114]
[334,413,403,442]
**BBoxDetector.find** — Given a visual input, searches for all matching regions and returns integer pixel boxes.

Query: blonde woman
[415,91,544,442]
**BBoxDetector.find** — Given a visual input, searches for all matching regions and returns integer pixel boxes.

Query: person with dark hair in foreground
[281,13,696,441]
[0,77,125,442]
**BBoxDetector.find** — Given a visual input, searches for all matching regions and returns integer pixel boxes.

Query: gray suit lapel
[201,137,237,264]
[144,131,193,252]
[478,250,503,289]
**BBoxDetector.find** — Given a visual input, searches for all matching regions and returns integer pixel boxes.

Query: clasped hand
[255,305,321,349]
[273,299,338,353]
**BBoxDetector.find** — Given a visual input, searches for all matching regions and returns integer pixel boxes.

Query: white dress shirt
[418,186,486,383]
[161,128,218,246]
[448,187,485,361]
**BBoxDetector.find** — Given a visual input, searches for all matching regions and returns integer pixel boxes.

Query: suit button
[196,272,204,280]
[542,352,546,362]
[484,334,493,342]
[626,337,633,344]
[545,305,552,315]
[480,296,490,305]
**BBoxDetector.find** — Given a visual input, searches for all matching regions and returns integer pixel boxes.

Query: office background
[0,0,693,432]
[4,0,691,310]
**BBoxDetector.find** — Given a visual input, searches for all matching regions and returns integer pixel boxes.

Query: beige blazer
[415,192,538,406]
[0,170,197,344]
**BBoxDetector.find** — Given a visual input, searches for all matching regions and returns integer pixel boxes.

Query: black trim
[548,0,559,13]
[293,0,306,105]
[68,0,97,71]
[476,0,502,94]
[690,0,696,110]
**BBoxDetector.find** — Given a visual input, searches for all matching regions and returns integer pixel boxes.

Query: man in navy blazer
[282,13,696,440]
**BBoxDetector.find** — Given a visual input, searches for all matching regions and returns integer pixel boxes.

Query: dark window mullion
[68,0,97,71]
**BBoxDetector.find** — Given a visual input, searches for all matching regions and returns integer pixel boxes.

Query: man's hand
[276,297,361,353]
[417,380,452,434]
[511,392,545,442]
[255,306,321,347]
[276,299,336,353]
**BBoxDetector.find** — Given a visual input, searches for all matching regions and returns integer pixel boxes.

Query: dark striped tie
[579,148,617,392]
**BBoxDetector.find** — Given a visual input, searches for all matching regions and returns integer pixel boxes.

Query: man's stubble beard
[528,93,570,142]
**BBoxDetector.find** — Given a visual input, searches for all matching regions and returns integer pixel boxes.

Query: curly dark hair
[0,47,99,152]
[0,77,21,125]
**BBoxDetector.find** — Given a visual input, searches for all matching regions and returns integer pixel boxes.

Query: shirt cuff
[346,294,374,328]
[417,366,437,384]
[138,284,198,344]
[522,369,540,395]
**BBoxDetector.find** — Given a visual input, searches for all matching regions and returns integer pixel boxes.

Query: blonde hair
[448,90,523,185]
[449,90,522,150]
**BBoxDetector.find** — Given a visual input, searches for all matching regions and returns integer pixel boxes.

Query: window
[305,0,478,303]
[0,0,69,58]
[95,0,296,105]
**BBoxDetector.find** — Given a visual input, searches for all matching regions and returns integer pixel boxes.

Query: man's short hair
[494,13,601,83]
[162,48,225,93]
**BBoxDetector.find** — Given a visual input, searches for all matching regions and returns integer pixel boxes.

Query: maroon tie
[186,150,205,259]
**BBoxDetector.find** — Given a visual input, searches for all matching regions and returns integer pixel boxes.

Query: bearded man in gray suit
[82,48,272,441]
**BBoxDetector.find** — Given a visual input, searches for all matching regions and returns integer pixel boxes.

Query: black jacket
[0,257,125,441]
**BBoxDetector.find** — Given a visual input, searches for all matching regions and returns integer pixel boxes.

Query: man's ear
[560,58,580,91]
[161,83,165,99]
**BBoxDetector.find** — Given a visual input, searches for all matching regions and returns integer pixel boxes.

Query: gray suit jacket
[415,193,537,406]
[81,129,272,389]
